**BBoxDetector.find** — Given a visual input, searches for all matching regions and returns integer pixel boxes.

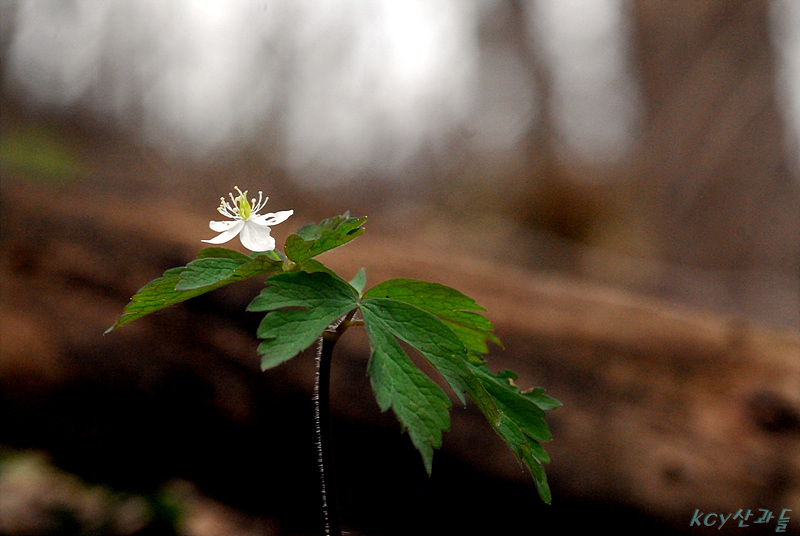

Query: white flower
[202,187,293,251]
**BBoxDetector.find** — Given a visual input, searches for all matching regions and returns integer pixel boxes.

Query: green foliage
[177,249,284,290]
[105,248,284,332]
[467,362,560,503]
[363,278,501,354]
[104,215,363,332]
[363,317,452,475]
[107,212,559,503]
[284,213,366,263]
[247,272,359,369]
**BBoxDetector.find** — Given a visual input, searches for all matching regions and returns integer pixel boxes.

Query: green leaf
[197,247,253,262]
[177,257,245,290]
[466,360,559,503]
[359,298,472,472]
[360,299,471,404]
[492,370,562,412]
[176,253,284,291]
[105,267,196,332]
[105,248,285,332]
[364,318,451,474]
[248,272,358,369]
[251,249,285,263]
[349,268,367,296]
[360,280,557,502]
[494,414,553,504]
[470,363,553,442]
[292,258,340,278]
[525,387,562,411]
[364,279,501,353]
[284,213,366,264]
[359,297,518,480]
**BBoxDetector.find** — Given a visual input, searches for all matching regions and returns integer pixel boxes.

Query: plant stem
[314,310,357,535]
[314,328,344,536]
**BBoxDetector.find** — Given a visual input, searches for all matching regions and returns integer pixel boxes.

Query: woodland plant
[106,187,560,536]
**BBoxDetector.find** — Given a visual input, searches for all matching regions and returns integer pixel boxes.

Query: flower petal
[255,210,293,226]
[239,220,276,251]
[202,220,244,244]
[209,219,240,232]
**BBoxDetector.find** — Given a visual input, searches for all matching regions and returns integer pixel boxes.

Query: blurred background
[3,0,799,327]
[1,1,799,535]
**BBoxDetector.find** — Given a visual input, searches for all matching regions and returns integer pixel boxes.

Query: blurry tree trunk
[627,1,800,274]
[611,0,800,327]
[500,0,598,247]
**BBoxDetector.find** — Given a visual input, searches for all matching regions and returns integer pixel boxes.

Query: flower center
[237,191,253,220]
[217,186,269,221]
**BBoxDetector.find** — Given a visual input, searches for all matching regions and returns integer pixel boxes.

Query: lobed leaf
[248,271,358,369]
[360,283,557,502]
[196,247,253,262]
[247,270,357,311]
[349,268,367,296]
[175,254,283,291]
[364,279,501,353]
[284,213,366,264]
[105,267,199,332]
[360,299,471,405]
[465,360,559,503]
[359,291,507,474]
[492,412,553,504]
[469,363,555,442]
[363,318,451,474]
[106,248,285,332]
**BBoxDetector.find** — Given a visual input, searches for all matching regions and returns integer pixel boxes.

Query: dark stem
[314,317,350,536]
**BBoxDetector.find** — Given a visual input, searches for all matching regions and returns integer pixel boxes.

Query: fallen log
[2,179,798,534]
